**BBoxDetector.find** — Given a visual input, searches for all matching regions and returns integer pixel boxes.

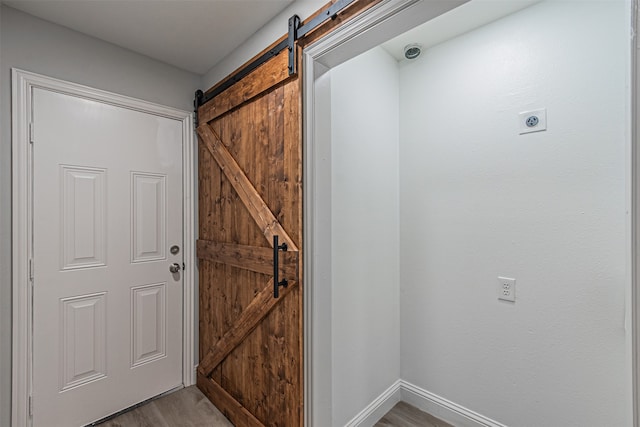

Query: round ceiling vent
[404,43,422,60]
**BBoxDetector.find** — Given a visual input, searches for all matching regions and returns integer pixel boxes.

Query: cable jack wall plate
[519,108,547,134]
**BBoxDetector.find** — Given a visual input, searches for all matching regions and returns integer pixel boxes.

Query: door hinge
[29,122,35,144]
[28,395,33,417]
[29,259,34,282]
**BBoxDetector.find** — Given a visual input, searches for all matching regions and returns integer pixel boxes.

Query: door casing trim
[632,0,639,425]
[11,68,196,427]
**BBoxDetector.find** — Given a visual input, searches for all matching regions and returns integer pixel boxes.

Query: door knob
[169,263,181,273]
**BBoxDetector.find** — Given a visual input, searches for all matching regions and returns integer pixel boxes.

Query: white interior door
[31,87,184,426]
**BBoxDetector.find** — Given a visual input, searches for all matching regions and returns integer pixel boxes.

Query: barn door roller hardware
[194,0,357,113]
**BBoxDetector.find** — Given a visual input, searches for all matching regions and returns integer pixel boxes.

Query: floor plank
[96,386,233,427]
[96,387,449,427]
[374,401,454,427]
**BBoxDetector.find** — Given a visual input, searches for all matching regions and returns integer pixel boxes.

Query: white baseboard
[343,379,507,427]
[344,380,402,427]
[400,380,507,427]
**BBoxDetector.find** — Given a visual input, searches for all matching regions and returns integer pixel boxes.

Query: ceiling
[382,0,540,62]
[3,0,543,75]
[3,0,294,75]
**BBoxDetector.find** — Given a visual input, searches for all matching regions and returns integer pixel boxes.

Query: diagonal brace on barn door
[198,277,296,378]
[197,123,298,251]
[197,372,264,427]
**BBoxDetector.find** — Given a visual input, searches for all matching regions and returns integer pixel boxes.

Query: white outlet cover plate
[519,108,547,134]
[498,276,516,302]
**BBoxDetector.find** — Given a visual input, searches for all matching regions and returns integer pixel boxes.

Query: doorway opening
[304,1,634,426]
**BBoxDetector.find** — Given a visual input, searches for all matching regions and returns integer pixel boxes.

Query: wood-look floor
[95,386,233,427]
[375,401,454,427]
[96,386,451,427]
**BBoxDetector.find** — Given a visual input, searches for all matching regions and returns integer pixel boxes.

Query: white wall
[330,46,400,426]
[0,7,201,426]
[398,1,630,426]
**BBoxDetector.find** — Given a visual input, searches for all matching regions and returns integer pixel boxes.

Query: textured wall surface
[398,2,630,425]
[330,46,401,426]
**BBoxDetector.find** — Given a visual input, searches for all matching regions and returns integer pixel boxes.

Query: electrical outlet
[498,277,516,302]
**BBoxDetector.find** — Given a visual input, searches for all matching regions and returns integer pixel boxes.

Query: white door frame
[11,68,196,427]
[303,0,639,426]
[633,0,640,425]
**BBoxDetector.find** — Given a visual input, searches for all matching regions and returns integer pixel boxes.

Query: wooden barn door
[196,2,381,426]
[196,45,303,427]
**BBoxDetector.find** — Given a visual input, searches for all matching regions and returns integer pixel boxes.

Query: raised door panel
[131,172,167,263]
[59,292,107,391]
[131,283,167,367]
[61,165,106,270]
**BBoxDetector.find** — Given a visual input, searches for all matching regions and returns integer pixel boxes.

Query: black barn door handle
[273,235,289,298]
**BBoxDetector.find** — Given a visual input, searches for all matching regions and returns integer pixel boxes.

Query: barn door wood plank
[197,373,265,427]
[282,54,304,427]
[197,239,299,278]
[198,278,296,377]
[197,123,298,251]
[282,58,303,250]
[198,52,290,124]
